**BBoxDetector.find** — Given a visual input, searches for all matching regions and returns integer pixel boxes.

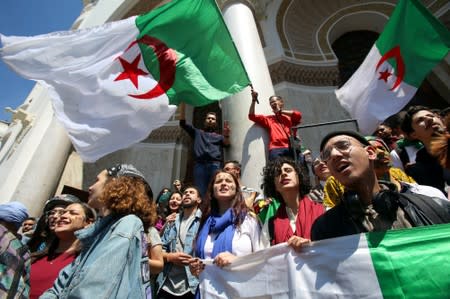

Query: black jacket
[311,182,450,241]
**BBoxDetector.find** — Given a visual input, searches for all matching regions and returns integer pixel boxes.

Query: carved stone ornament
[217,0,271,20]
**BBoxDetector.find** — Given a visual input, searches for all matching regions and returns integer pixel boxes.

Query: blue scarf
[195,208,235,259]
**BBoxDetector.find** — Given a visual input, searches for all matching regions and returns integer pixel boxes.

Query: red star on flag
[378,69,392,83]
[114,54,148,88]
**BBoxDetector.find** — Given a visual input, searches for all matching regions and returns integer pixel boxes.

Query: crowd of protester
[1,96,450,298]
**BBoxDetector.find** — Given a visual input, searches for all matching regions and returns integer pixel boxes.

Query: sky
[0,0,83,122]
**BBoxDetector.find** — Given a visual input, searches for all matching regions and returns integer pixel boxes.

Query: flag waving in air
[0,0,250,162]
[335,0,450,134]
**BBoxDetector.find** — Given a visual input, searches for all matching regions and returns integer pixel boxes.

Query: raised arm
[178,102,195,137]
[249,89,258,116]
[223,121,231,146]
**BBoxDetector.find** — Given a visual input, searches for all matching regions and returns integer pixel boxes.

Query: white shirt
[203,214,265,259]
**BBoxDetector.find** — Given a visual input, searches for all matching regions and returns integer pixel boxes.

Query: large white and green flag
[199,224,450,298]
[0,0,249,162]
[335,0,450,134]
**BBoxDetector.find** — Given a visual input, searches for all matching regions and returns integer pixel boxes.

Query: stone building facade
[0,0,448,215]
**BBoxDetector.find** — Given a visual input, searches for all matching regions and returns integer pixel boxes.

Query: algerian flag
[0,0,249,162]
[335,0,450,134]
[257,197,281,224]
[199,224,450,298]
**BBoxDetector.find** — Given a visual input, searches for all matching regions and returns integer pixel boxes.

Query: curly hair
[261,157,310,200]
[100,176,157,232]
[199,171,248,229]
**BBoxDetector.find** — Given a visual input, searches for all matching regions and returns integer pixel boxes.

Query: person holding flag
[259,157,324,249]
[311,130,450,241]
[249,88,302,161]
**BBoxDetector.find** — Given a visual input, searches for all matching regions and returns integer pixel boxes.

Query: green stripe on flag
[367,223,450,298]
[258,197,282,224]
[376,0,450,87]
[135,0,250,107]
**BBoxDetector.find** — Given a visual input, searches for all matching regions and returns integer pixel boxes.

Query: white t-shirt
[402,182,447,201]
[390,146,420,170]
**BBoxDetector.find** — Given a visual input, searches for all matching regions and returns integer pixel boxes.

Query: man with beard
[179,103,230,197]
[401,106,450,195]
[310,131,450,241]
[157,186,202,299]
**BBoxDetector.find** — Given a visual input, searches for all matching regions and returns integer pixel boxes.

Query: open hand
[223,121,231,136]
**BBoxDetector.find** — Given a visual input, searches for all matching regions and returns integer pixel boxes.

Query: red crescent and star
[114,55,148,88]
[113,35,177,100]
[378,69,392,82]
[375,45,405,91]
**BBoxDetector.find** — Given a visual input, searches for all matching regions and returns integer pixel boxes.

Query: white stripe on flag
[199,234,383,298]
[335,46,416,134]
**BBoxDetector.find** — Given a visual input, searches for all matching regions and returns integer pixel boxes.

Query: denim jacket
[156,209,202,294]
[40,214,151,299]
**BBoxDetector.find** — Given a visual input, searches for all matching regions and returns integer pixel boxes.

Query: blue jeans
[193,161,221,197]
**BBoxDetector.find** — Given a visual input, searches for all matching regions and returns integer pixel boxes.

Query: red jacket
[249,110,301,150]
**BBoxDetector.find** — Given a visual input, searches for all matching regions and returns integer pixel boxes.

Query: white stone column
[0,85,72,215]
[221,1,274,191]
[0,0,138,213]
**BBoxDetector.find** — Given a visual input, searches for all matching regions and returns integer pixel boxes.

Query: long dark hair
[199,171,248,229]
[261,157,310,200]
[31,203,97,263]
[28,216,54,256]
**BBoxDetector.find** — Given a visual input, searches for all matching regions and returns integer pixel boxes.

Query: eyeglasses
[320,139,353,162]
[107,164,122,177]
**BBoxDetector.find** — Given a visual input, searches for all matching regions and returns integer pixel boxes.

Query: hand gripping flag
[199,224,450,298]
[0,0,250,162]
[335,0,450,134]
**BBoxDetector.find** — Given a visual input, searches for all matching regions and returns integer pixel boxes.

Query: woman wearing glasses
[41,164,157,299]
[27,194,81,257]
[260,157,324,250]
[30,202,96,299]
